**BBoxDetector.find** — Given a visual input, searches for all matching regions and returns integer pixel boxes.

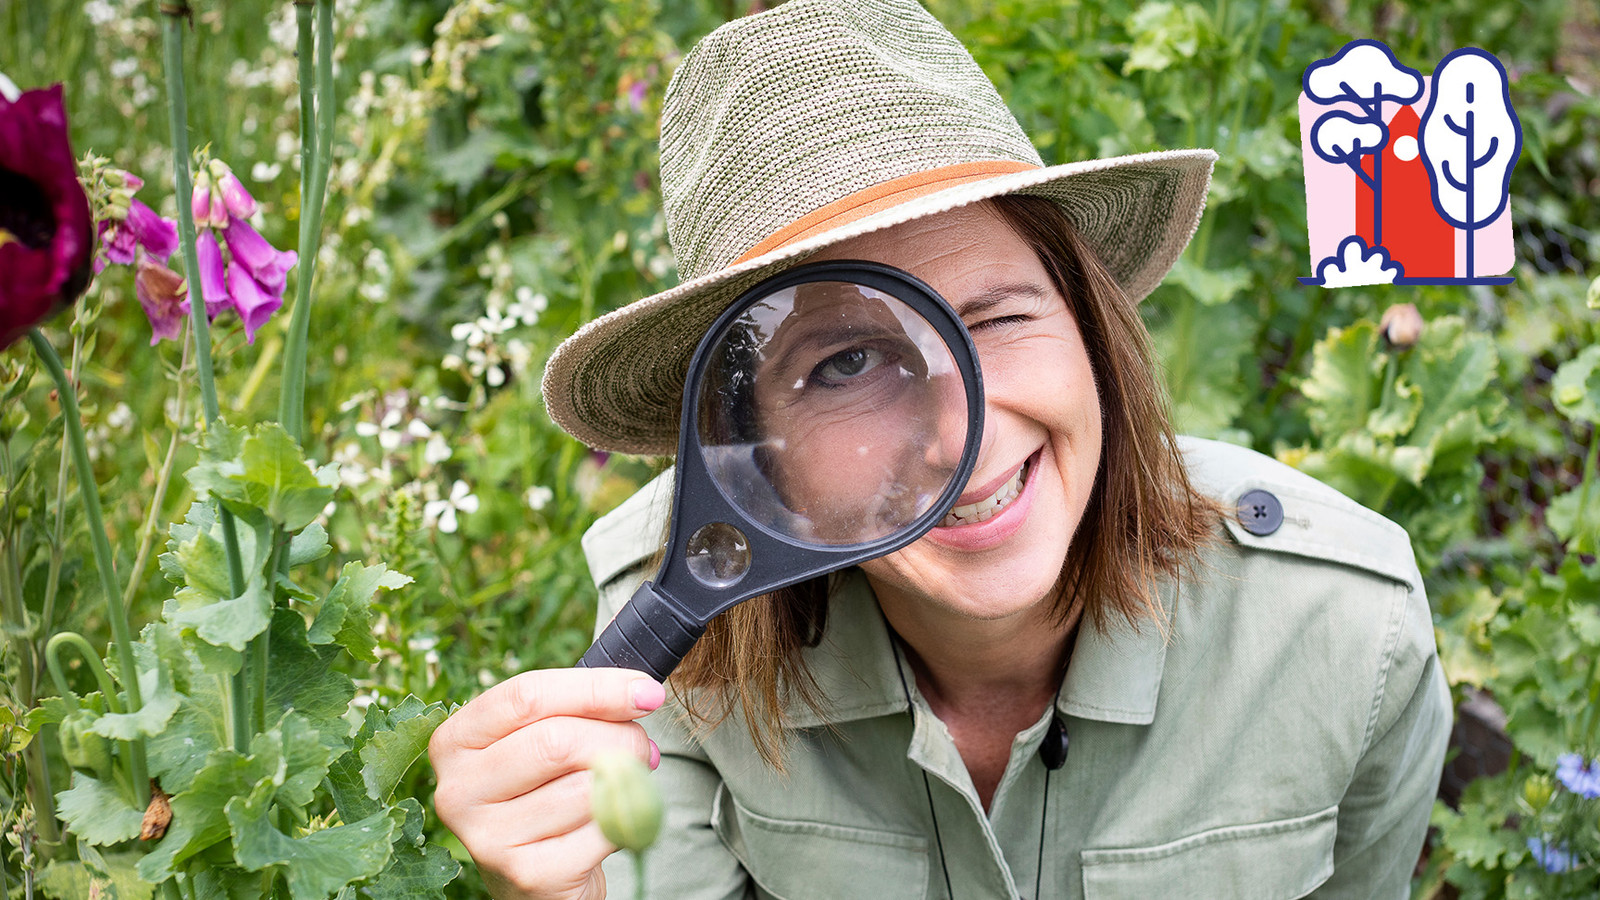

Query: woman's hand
[429,667,665,900]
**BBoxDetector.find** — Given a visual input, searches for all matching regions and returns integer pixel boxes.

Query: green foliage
[1286,316,1506,569]
[2,0,1596,897]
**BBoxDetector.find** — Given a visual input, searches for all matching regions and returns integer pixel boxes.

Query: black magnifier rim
[652,259,983,628]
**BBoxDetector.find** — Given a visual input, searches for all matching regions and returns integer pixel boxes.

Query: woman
[428,1,1452,897]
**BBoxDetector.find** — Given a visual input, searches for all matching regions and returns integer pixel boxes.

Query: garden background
[2,0,1598,896]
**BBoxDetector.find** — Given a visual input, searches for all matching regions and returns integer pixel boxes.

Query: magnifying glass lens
[698,281,968,546]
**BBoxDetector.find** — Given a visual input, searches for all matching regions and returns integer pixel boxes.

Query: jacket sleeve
[590,556,753,900]
[1310,580,1453,899]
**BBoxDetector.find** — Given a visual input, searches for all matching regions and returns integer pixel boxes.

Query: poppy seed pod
[589,750,663,852]
[1379,303,1424,349]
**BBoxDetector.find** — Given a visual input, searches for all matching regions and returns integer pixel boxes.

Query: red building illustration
[1357,105,1455,278]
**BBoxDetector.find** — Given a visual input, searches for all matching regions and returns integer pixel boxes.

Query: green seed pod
[589,750,663,852]
[1523,774,1554,811]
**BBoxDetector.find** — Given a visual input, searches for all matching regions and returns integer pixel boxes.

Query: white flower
[105,402,134,431]
[424,479,479,534]
[423,433,452,466]
[524,485,554,512]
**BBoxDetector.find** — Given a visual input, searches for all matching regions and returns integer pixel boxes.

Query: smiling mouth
[941,457,1030,527]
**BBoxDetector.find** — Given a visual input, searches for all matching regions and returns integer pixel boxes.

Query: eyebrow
[954,282,1048,317]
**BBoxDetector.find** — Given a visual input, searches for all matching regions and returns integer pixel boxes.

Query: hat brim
[543,148,1217,455]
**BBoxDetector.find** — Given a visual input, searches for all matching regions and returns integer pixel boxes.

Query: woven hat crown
[660,0,1043,281]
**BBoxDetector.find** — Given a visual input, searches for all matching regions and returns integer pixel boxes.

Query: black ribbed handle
[577,582,705,682]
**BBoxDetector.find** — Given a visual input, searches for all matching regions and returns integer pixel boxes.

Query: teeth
[941,461,1027,527]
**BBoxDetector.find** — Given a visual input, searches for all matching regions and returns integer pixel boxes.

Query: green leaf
[162,501,217,584]
[309,563,412,663]
[227,778,402,900]
[1551,344,1600,425]
[1546,486,1600,554]
[94,627,181,741]
[164,574,273,653]
[78,845,157,900]
[256,711,337,813]
[138,749,262,881]
[1401,317,1499,454]
[189,422,338,531]
[359,698,448,805]
[265,608,357,728]
[1164,256,1251,307]
[57,773,145,846]
[290,522,332,566]
[1299,322,1381,440]
[1123,1,1208,74]
[354,799,460,899]
[1587,273,1599,310]
[1366,375,1421,439]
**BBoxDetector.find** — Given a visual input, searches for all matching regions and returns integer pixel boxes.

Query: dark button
[1236,489,1283,536]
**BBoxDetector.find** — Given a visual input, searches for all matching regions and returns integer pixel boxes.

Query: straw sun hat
[542,0,1216,455]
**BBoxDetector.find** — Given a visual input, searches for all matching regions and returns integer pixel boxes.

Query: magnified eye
[811,346,885,388]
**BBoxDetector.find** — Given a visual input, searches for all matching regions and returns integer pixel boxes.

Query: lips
[942,458,1028,527]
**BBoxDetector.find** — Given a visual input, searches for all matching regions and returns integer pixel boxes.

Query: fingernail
[649,740,660,770]
[632,678,665,712]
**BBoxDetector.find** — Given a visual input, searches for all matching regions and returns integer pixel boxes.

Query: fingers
[433,667,665,753]
[476,821,616,900]
[470,716,657,804]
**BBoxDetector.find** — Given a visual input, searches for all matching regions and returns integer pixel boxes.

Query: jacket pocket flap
[712,785,928,900]
[1080,806,1337,899]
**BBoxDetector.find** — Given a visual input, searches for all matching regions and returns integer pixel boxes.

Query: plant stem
[1571,425,1599,546]
[161,7,252,753]
[0,450,59,845]
[25,330,149,808]
[279,0,324,444]
[43,633,121,709]
[120,325,191,614]
[37,326,84,665]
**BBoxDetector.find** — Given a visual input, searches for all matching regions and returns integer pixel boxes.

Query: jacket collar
[781,568,1172,729]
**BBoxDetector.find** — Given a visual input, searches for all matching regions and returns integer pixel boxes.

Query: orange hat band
[732,159,1041,265]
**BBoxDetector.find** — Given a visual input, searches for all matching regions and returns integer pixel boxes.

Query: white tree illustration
[1304,40,1424,247]
[1418,48,1522,279]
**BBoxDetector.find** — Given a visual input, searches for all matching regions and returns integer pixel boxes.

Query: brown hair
[669,194,1222,765]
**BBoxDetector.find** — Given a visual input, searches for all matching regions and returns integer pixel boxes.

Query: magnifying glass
[577,260,983,681]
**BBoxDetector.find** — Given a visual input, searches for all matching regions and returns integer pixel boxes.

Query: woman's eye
[811,346,885,387]
[969,314,1030,332]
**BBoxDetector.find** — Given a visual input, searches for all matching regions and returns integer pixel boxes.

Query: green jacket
[584,437,1452,899]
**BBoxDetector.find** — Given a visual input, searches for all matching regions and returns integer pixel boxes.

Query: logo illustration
[1297,40,1521,287]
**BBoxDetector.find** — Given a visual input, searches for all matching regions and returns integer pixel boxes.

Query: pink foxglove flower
[221,214,296,296]
[0,84,93,349]
[212,165,257,219]
[225,257,281,344]
[101,199,179,265]
[191,182,213,227]
[195,229,229,319]
[134,256,186,345]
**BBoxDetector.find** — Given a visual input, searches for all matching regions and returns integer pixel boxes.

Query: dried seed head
[1379,303,1424,349]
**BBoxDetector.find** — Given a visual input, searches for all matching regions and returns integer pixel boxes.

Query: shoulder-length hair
[669,194,1222,765]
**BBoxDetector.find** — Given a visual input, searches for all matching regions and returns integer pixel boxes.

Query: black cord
[1035,765,1051,900]
[891,639,955,899]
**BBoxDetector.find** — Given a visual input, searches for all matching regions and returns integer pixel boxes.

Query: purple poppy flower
[214,168,257,220]
[225,258,281,343]
[100,199,178,267]
[0,84,93,349]
[195,229,229,319]
[221,214,296,296]
[135,256,187,345]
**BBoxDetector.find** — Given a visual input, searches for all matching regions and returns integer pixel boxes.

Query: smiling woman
[426,0,1452,897]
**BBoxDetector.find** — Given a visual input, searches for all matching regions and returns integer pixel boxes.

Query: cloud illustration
[1314,237,1403,288]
